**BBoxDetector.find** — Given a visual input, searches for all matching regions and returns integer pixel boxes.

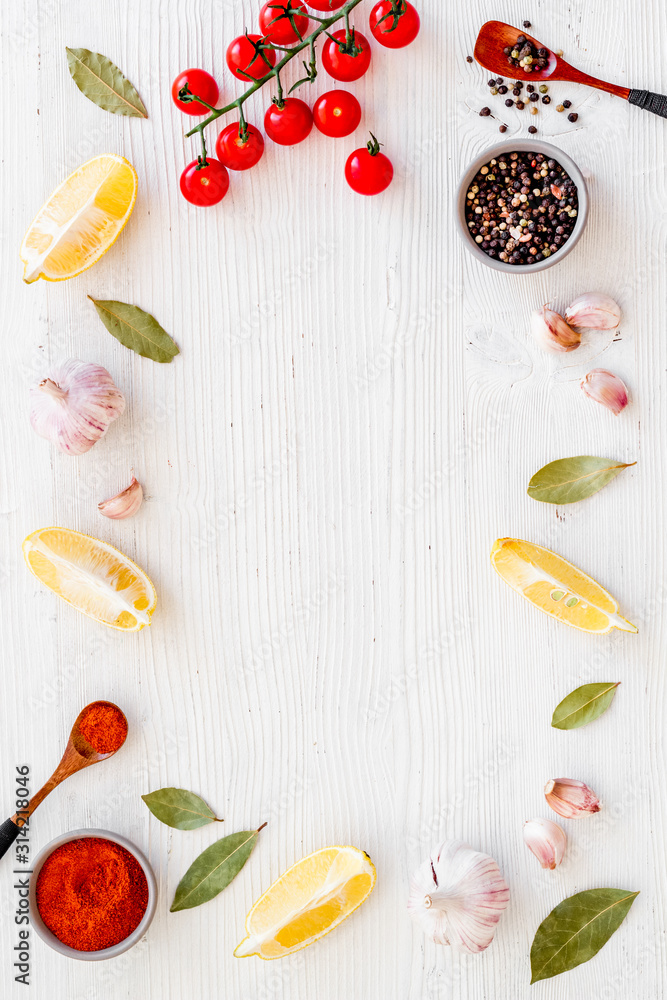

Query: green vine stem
[185,0,367,145]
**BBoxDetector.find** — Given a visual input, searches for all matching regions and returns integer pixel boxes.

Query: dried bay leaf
[89,297,179,363]
[170,829,262,912]
[142,788,221,830]
[530,888,639,983]
[527,456,636,505]
[551,682,620,731]
[66,48,148,117]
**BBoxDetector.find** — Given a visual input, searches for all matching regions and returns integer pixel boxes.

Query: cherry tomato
[226,34,277,82]
[180,159,230,206]
[345,135,393,195]
[307,0,346,9]
[312,89,361,137]
[369,1,420,47]
[321,29,372,82]
[171,69,219,116]
[259,1,310,44]
[215,123,265,170]
[264,98,313,145]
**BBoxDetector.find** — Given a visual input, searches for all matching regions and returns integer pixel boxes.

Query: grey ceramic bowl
[29,828,157,961]
[456,139,589,273]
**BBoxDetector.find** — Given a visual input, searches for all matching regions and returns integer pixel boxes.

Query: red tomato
[215,123,265,170]
[345,135,393,195]
[226,35,277,81]
[369,1,420,47]
[180,159,230,206]
[321,29,372,82]
[312,90,361,137]
[171,69,219,116]
[307,0,346,9]
[259,1,310,44]
[264,98,313,145]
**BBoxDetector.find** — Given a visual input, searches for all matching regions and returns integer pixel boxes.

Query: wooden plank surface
[1,0,665,996]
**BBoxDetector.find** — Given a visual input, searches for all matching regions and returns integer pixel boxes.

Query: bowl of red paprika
[29,829,157,960]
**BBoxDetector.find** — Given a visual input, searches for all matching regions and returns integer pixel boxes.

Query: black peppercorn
[516,101,525,110]
[563,99,572,108]
[529,92,539,102]
[523,20,531,27]
[480,107,491,116]
[505,98,514,107]
[568,112,578,122]
[488,78,497,86]
[528,125,538,133]
[496,77,504,84]
[499,124,508,133]
[541,95,551,104]
[513,87,521,96]
[527,83,535,93]
[498,85,508,94]
[466,55,474,62]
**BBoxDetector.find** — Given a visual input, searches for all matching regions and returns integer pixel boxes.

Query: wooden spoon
[0,701,128,860]
[474,21,667,117]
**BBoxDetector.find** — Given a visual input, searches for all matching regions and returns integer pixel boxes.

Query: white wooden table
[2,0,665,996]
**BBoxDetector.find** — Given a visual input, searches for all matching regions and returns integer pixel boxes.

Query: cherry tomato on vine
[264,98,313,145]
[321,29,372,82]
[171,69,219,116]
[312,90,361,137]
[369,1,420,47]
[226,34,277,82]
[307,0,346,9]
[215,123,265,170]
[259,1,310,44]
[345,134,393,195]
[180,158,230,206]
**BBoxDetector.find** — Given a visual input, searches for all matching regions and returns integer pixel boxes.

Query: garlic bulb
[565,293,621,330]
[407,840,510,953]
[531,305,581,353]
[545,778,600,819]
[523,818,567,869]
[30,359,125,455]
[98,477,143,519]
[580,368,629,416]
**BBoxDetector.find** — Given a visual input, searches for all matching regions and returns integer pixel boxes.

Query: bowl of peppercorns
[456,139,589,272]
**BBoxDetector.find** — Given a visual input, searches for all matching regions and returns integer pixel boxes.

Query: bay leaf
[141,787,221,830]
[530,888,639,983]
[551,682,620,731]
[66,48,148,117]
[89,297,179,363]
[527,456,636,505]
[170,829,260,912]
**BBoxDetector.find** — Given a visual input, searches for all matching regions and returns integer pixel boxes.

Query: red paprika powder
[78,702,128,754]
[36,837,148,951]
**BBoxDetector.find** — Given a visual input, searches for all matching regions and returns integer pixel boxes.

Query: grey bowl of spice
[29,828,157,960]
[456,139,589,272]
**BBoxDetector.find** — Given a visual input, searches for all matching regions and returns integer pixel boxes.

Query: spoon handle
[0,818,21,860]
[628,89,667,118]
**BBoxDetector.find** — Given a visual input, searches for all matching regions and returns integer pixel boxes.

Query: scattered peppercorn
[523,20,531,28]
[490,87,499,95]
[496,77,504,84]
[498,85,508,94]
[530,107,538,115]
[563,99,572,108]
[516,101,525,110]
[556,104,565,112]
[568,112,578,122]
[488,78,496,87]
[505,98,514,107]
[466,55,473,62]
[539,84,548,94]
[513,87,522,96]
[528,125,538,133]
[499,124,508,133]
[480,107,491,116]
[529,92,539,102]
[527,83,535,92]
[541,95,551,104]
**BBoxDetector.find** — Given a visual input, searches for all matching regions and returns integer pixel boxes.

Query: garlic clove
[565,293,621,330]
[98,478,143,520]
[30,359,125,455]
[407,840,510,953]
[580,368,629,416]
[544,778,600,819]
[523,818,567,869]
[531,305,581,353]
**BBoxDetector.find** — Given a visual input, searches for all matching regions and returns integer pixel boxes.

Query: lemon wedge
[491,537,637,634]
[23,527,156,631]
[20,154,137,283]
[234,846,376,960]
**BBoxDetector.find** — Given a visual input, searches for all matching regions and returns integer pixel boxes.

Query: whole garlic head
[408,840,510,953]
[30,359,125,455]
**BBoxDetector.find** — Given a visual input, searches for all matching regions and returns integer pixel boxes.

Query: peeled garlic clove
[581,368,629,415]
[531,305,581,353]
[98,477,143,519]
[30,359,125,456]
[545,778,600,819]
[523,818,567,869]
[565,293,621,330]
[407,840,510,953]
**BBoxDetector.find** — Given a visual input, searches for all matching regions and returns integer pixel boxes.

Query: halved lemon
[234,846,376,960]
[20,154,138,283]
[23,527,156,631]
[491,537,637,634]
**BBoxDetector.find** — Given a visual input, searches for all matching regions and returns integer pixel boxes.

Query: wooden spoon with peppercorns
[0,701,128,860]
[475,21,667,117]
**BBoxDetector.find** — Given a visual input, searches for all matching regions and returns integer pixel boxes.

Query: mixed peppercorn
[464,152,579,265]
[503,32,549,73]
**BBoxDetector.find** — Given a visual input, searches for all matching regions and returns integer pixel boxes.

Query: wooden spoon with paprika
[0,700,128,860]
